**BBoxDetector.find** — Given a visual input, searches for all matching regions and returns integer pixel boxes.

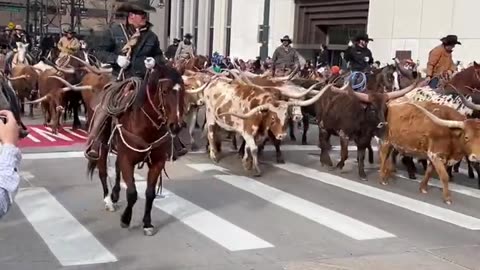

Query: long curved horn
[287,65,300,80]
[410,102,464,129]
[56,66,76,74]
[458,93,480,111]
[70,55,111,74]
[453,87,480,111]
[280,82,323,99]
[25,95,49,104]
[219,104,270,119]
[287,83,332,107]
[186,80,211,94]
[386,80,419,100]
[48,76,92,91]
[7,75,29,81]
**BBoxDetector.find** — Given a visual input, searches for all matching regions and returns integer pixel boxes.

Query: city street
[2,117,480,270]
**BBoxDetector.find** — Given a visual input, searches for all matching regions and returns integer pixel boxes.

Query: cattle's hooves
[143,227,157,236]
[302,141,307,145]
[276,157,285,164]
[408,174,417,180]
[290,136,296,141]
[445,199,452,205]
[191,144,198,151]
[359,173,367,181]
[120,222,129,228]
[420,188,428,194]
[105,203,116,212]
[253,171,262,177]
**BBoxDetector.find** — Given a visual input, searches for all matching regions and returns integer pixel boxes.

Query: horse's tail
[87,159,97,180]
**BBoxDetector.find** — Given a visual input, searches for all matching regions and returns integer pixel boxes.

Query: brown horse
[87,63,185,236]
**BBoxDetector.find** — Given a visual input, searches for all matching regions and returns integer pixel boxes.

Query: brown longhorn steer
[315,82,419,179]
[205,78,332,176]
[379,102,480,204]
[6,64,39,117]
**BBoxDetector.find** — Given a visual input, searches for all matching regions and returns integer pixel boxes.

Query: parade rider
[4,25,28,75]
[271,35,300,77]
[426,35,461,89]
[57,27,81,58]
[344,33,374,92]
[175,33,196,62]
[85,0,187,161]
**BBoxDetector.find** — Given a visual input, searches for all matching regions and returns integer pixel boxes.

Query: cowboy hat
[280,35,292,43]
[353,33,373,42]
[116,0,156,13]
[63,27,76,34]
[173,38,180,43]
[441,35,461,45]
[14,25,24,31]
[184,33,193,39]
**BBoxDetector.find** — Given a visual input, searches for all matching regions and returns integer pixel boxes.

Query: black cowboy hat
[441,35,461,45]
[280,35,292,43]
[173,38,180,43]
[116,0,156,13]
[184,33,193,39]
[354,33,373,42]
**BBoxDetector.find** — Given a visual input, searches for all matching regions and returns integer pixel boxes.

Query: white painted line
[63,127,88,140]
[275,163,480,230]
[394,171,480,200]
[186,163,230,173]
[189,144,377,154]
[215,174,395,240]
[310,153,480,200]
[15,187,117,266]
[186,163,394,240]
[23,151,85,160]
[133,182,273,251]
[107,167,144,181]
[26,133,41,142]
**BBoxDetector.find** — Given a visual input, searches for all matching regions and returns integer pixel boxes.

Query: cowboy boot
[85,108,109,160]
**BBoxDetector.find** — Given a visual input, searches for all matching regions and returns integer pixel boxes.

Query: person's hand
[116,55,130,68]
[0,110,19,146]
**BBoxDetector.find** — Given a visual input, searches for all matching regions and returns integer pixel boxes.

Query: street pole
[259,0,270,60]
[70,0,75,28]
[26,0,31,33]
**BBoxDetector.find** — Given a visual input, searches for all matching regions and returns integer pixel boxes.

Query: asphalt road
[2,116,480,270]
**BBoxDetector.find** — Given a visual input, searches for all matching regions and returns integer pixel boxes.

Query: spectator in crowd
[316,44,329,68]
[0,110,21,219]
[165,38,180,60]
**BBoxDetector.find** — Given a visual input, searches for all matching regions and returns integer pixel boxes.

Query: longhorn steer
[204,78,332,176]
[380,102,480,204]
[316,82,419,179]
[7,64,39,117]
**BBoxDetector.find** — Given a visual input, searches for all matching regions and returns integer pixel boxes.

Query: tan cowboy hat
[14,25,24,31]
[116,0,156,13]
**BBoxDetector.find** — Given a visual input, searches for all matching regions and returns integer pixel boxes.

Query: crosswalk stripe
[15,187,117,266]
[187,164,395,240]
[133,182,274,251]
[275,162,480,230]
[307,153,480,199]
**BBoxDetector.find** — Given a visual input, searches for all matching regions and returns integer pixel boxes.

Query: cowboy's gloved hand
[144,57,155,69]
[348,41,353,47]
[116,55,130,68]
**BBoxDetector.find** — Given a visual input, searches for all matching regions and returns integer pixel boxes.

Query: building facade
[167,0,369,63]
[368,0,480,68]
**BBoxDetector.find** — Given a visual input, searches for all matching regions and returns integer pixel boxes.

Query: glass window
[328,25,366,45]
[225,0,232,56]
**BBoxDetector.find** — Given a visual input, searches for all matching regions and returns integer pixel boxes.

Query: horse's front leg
[110,157,122,204]
[142,159,165,236]
[119,155,137,229]
[97,148,116,212]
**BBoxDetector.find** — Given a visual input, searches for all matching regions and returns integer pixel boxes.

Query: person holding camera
[0,110,21,219]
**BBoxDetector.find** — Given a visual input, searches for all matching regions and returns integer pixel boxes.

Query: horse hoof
[143,227,157,236]
[445,199,452,205]
[120,222,129,228]
[276,158,285,164]
[191,143,198,151]
[420,188,428,194]
[302,141,307,145]
[105,204,116,212]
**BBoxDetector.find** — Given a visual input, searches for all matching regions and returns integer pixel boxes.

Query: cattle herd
[4,42,480,208]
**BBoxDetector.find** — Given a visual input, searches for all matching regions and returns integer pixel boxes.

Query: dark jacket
[92,22,166,78]
[344,45,373,72]
[316,50,329,67]
[165,44,178,59]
